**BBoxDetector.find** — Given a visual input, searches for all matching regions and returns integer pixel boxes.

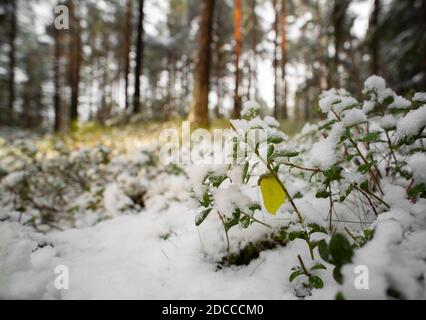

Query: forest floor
[0,120,317,300]
[1,106,426,300]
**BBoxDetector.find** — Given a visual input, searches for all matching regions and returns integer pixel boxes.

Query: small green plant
[193,76,426,297]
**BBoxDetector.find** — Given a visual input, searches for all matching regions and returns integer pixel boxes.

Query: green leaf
[239,215,251,229]
[382,96,395,106]
[293,191,303,199]
[358,161,377,174]
[360,180,369,192]
[329,234,354,265]
[318,239,332,263]
[195,208,212,226]
[268,136,284,144]
[310,263,327,271]
[242,162,250,183]
[308,223,328,235]
[309,276,324,289]
[359,132,380,143]
[408,183,426,198]
[335,291,345,300]
[319,119,337,130]
[333,266,343,284]
[267,144,275,161]
[274,227,288,242]
[289,270,305,283]
[249,202,262,211]
[323,167,342,182]
[288,231,306,241]
[199,191,211,207]
[316,190,331,198]
[271,150,300,159]
[363,229,375,241]
[209,175,227,187]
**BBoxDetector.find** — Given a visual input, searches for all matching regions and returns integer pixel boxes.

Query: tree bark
[124,0,133,110]
[272,0,279,119]
[53,28,62,132]
[188,0,215,126]
[8,0,17,117]
[332,0,348,88]
[133,0,145,114]
[68,0,81,124]
[248,0,258,101]
[280,0,287,119]
[232,0,242,119]
[370,0,381,75]
[214,0,223,117]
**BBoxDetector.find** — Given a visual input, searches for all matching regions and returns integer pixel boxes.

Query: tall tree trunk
[249,0,258,101]
[53,28,62,132]
[272,0,279,119]
[370,0,381,75]
[232,0,242,119]
[280,0,287,119]
[214,0,223,117]
[188,0,215,126]
[68,0,81,124]
[332,0,348,88]
[124,0,133,110]
[8,0,17,117]
[133,0,145,114]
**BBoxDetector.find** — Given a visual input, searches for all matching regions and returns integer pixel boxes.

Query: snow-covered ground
[1,77,426,300]
[0,183,324,300]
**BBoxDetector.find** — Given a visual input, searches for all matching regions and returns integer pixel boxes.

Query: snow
[319,94,341,113]
[389,95,411,109]
[241,100,261,119]
[397,105,426,138]
[0,202,305,300]
[2,78,426,300]
[413,92,426,103]
[0,222,58,299]
[212,186,251,218]
[342,109,367,127]
[309,123,344,170]
[364,75,386,92]
[362,100,376,114]
[377,88,396,104]
[407,153,426,184]
[380,114,397,130]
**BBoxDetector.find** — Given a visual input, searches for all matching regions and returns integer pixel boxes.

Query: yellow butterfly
[258,174,286,215]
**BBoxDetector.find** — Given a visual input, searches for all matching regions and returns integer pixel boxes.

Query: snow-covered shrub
[0,140,112,229]
[194,76,426,299]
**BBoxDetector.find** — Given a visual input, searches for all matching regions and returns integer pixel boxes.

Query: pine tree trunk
[249,0,258,101]
[8,0,16,118]
[280,0,287,119]
[133,0,145,114]
[68,0,81,124]
[53,28,62,132]
[214,0,223,118]
[188,0,215,126]
[332,0,347,89]
[370,0,381,75]
[124,0,133,110]
[272,0,279,119]
[232,0,242,119]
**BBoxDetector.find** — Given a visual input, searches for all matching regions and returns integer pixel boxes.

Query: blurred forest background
[0,0,425,131]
